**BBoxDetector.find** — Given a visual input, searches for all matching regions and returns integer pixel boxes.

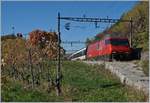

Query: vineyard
[1,1,149,102]
[1,30,63,95]
[2,61,147,102]
[1,29,148,102]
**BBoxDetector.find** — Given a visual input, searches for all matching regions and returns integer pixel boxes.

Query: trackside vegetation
[2,61,147,102]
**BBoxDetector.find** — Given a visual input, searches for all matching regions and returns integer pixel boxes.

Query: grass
[133,60,149,76]
[1,61,147,102]
[140,60,149,76]
[1,76,64,102]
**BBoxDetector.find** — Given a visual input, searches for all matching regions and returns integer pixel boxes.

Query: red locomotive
[69,34,141,61]
[86,35,131,61]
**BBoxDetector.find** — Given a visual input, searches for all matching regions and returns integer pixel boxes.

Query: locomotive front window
[105,39,129,46]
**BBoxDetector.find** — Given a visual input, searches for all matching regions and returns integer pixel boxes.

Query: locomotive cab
[105,38,131,61]
[86,35,131,61]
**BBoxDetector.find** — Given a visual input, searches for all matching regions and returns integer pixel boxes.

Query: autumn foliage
[1,30,63,92]
[28,29,59,58]
[1,29,64,67]
[2,38,28,66]
[28,29,58,46]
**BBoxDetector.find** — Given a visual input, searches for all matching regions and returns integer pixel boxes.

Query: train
[69,48,86,60]
[69,34,141,61]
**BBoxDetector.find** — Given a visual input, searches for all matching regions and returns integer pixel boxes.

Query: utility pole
[55,13,133,95]
[12,26,15,35]
[56,12,61,96]
[130,17,133,47]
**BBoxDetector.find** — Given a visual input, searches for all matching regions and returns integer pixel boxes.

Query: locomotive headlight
[112,51,116,53]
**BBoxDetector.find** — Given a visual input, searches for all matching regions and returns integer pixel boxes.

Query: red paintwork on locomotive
[87,37,131,58]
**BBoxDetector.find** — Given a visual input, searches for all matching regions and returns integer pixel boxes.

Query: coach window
[83,49,86,55]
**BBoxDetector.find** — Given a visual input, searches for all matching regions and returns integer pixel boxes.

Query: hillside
[87,1,149,51]
[2,61,147,102]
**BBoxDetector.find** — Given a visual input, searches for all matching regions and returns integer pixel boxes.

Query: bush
[140,60,149,76]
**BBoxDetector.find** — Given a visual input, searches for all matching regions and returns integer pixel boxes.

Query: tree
[28,29,65,59]
[1,38,28,76]
[28,29,58,48]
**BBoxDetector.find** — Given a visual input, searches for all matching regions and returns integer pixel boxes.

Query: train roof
[105,37,129,40]
[69,47,86,58]
[88,34,129,45]
[96,34,128,39]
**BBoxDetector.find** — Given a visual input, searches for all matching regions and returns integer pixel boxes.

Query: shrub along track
[2,61,147,102]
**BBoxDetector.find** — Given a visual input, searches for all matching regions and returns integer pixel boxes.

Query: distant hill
[86,1,149,51]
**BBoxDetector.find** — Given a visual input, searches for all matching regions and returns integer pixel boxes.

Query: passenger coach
[69,48,86,60]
